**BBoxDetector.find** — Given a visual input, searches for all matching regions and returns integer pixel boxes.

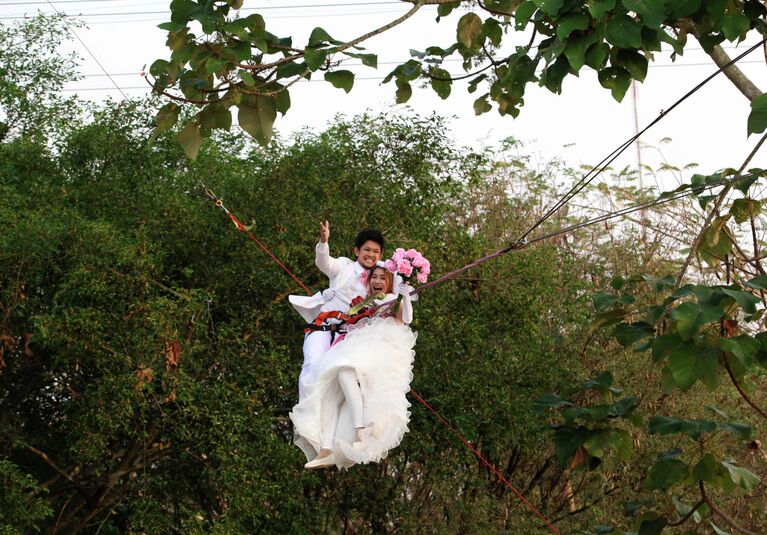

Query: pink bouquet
[384,248,431,285]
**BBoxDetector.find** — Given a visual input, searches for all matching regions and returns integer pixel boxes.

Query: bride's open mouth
[370,282,386,293]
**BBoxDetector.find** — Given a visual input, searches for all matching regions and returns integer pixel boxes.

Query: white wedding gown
[290,314,417,469]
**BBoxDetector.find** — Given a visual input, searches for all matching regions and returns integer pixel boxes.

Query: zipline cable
[517,37,767,244]
[410,38,767,296]
[200,184,314,295]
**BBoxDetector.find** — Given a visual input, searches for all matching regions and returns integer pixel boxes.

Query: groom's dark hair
[355,229,385,250]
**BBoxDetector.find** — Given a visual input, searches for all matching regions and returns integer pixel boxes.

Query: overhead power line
[0,0,399,5]
[517,37,767,243]
[44,0,127,98]
[0,1,407,18]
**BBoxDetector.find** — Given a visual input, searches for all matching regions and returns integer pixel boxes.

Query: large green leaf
[473,95,492,115]
[719,334,760,369]
[274,87,291,115]
[747,93,767,136]
[552,425,592,466]
[532,0,564,15]
[695,347,720,390]
[343,51,378,68]
[437,0,460,17]
[648,415,717,439]
[671,301,700,340]
[533,392,573,410]
[651,334,682,363]
[324,70,355,93]
[456,13,484,49]
[669,0,700,18]
[692,454,738,493]
[308,27,340,47]
[276,62,306,80]
[667,343,698,389]
[430,68,452,99]
[588,0,616,18]
[720,288,759,314]
[644,458,689,490]
[721,460,760,491]
[542,55,570,94]
[720,13,750,41]
[613,321,654,347]
[238,96,276,145]
[623,0,668,28]
[638,516,667,535]
[176,120,202,159]
[483,18,503,47]
[699,218,734,266]
[155,102,180,134]
[556,13,590,39]
[604,15,642,49]
[584,428,633,461]
[513,1,536,30]
[745,274,767,289]
[565,32,598,71]
[730,198,761,224]
[199,103,232,130]
[613,49,648,82]
[395,80,412,103]
[585,42,610,69]
[598,67,632,102]
[304,48,328,71]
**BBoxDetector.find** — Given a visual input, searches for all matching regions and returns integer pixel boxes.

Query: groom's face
[354,240,382,269]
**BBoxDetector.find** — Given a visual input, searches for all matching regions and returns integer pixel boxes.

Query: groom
[289,221,384,401]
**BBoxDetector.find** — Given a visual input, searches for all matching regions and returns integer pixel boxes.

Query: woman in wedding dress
[290,265,417,469]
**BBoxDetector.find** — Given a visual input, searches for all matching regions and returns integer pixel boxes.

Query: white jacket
[288,242,367,323]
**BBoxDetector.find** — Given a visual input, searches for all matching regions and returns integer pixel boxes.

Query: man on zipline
[289,222,385,401]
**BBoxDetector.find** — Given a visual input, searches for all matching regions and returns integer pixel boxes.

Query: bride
[290,264,417,469]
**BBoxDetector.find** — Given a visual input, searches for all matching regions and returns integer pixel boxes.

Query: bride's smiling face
[368,267,391,294]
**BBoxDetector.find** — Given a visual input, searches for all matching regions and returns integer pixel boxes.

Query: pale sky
[4,0,767,191]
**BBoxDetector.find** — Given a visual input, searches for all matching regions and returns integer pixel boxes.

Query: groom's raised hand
[320,220,330,243]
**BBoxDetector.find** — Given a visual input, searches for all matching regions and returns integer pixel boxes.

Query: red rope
[225,212,314,296]
[203,186,560,534]
[409,388,561,534]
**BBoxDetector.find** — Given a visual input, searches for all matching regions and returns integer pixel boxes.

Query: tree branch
[722,352,767,421]
[674,131,767,286]
[666,499,704,527]
[700,481,762,535]
[704,44,763,101]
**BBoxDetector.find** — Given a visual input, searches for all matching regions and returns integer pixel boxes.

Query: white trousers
[299,330,332,402]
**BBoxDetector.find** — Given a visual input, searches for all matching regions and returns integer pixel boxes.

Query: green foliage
[0,103,591,533]
[0,14,84,142]
[149,0,767,153]
[0,459,54,533]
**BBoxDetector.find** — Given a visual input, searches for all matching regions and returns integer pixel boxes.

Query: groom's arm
[315,221,343,278]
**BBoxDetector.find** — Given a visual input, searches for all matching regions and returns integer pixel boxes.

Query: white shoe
[304,452,336,470]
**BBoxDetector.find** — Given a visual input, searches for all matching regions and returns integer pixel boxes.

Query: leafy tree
[0,14,83,142]
[149,0,767,156]
[1,93,601,532]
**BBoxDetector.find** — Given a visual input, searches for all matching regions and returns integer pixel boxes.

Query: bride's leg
[337,368,364,440]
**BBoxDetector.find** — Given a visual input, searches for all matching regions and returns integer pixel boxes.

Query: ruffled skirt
[290,316,416,469]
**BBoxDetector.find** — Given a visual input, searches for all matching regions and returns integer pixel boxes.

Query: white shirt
[288,242,367,322]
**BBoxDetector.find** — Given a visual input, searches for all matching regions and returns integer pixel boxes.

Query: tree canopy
[149,0,767,157]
